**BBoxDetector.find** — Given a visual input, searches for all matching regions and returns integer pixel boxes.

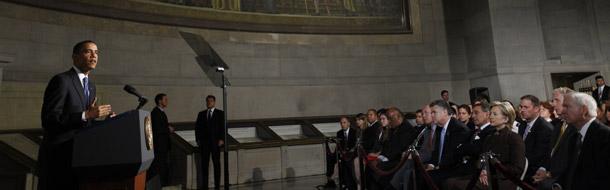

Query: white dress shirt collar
[579,118,596,142]
[72,66,88,88]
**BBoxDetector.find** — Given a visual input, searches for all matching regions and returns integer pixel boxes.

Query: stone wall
[0,0,470,130]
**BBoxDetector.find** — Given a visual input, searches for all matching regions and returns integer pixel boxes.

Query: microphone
[124,85,144,99]
[123,84,148,109]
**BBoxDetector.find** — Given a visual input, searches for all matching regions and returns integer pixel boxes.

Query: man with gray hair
[532,87,578,189]
[552,92,610,190]
[425,100,468,187]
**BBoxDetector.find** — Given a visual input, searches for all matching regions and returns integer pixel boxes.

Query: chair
[517,158,528,190]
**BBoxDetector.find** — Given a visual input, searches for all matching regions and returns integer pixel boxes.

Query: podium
[72,110,155,190]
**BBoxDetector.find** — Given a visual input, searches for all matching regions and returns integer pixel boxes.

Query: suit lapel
[69,69,87,110]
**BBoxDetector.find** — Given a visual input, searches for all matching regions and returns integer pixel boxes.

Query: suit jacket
[195,108,225,146]
[592,85,610,106]
[428,117,469,168]
[336,127,358,158]
[37,68,96,188]
[455,124,496,165]
[540,119,578,180]
[556,120,610,190]
[378,121,418,170]
[417,125,436,163]
[483,127,526,184]
[151,106,171,152]
[518,116,553,179]
[362,122,379,153]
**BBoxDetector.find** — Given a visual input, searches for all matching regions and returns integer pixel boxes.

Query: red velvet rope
[465,158,535,190]
[493,160,535,190]
[334,140,358,162]
[412,151,440,190]
[358,147,410,177]
[324,139,336,155]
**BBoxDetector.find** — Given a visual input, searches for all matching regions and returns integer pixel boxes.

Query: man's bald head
[387,107,404,128]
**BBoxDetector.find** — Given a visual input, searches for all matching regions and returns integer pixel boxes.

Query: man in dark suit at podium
[196,95,225,190]
[37,40,112,189]
[148,93,174,187]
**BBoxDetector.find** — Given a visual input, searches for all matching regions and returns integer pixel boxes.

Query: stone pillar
[488,0,548,101]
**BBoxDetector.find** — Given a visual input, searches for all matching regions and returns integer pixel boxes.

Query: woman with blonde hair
[445,101,526,190]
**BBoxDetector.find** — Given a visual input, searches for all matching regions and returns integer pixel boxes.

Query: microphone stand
[136,97,147,110]
[217,67,230,190]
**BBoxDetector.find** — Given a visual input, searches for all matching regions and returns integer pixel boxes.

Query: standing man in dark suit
[518,95,553,184]
[441,90,457,108]
[553,92,610,190]
[425,100,469,187]
[196,95,225,190]
[532,87,578,189]
[148,93,174,187]
[37,40,112,189]
[592,75,609,108]
[336,116,357,190]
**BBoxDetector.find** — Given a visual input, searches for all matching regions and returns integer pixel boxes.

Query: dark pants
[326,152,337,177]
[148,151,169,186]
[200,142,221,189]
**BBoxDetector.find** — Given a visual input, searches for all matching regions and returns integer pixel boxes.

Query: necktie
[599,86,603,101]
[523,123,533,141]
[551,122,567,157]
[425,127,434,152]
[576,133,583,155]
[83,77,89,105]
[208,110,213,120]
[437,126,446,166]
[471,128,481,143]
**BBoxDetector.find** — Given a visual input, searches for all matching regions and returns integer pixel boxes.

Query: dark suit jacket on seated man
[37,40,112,190]
[369,108,418,189]
[532,87,578,190]
[553,92,610,190]
[336,117,358,190]
[195,95,225,190]
[518,95,553,184]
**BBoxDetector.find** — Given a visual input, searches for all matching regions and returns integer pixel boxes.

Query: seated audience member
[390,104,438,189]
[355,110,379,189]
[369,108,418,189]
[531,87,578,190]
[518,95,553,185]
[552,92,610,190]
[540,101,555,122]
[602,104,610,126]
[337,116,358,190]
[431,103,494,188]
[502,100,521,133]
[425,100,469,187]
[444,101,526,190]
[458,104,476,130]
[414,109,425,130]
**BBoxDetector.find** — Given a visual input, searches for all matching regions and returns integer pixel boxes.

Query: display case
[307,117,342,138]
[227,121,281,149]
[264,120,324,145]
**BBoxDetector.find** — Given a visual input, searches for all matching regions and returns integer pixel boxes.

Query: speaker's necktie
[83,77,89,105]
